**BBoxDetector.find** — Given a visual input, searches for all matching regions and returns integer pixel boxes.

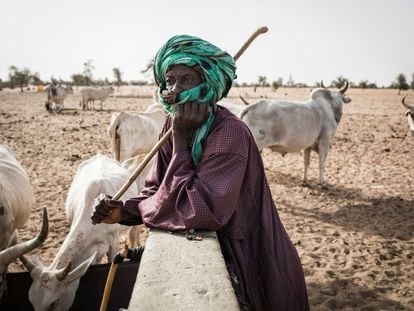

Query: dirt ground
[1,85,413,310]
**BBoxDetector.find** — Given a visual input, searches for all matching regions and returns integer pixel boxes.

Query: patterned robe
[121,107,309,310]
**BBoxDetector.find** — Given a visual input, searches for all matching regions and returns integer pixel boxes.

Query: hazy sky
[1,0,413,86]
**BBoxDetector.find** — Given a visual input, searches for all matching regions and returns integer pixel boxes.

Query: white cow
[219,98,249,117]
[108,109,166,162]
[80,86,114,110]
[20,154,138,311]
[401,96,414,137]
[0,145,48,301]
[45,84,74,113]
[1,208,48,302]
[0,145,34,250]
[240,81,352,187]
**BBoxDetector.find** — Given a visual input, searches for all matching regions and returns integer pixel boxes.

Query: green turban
[153,34,237,166]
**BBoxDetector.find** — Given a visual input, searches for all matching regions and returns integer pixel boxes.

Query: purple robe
[122,107,309,310]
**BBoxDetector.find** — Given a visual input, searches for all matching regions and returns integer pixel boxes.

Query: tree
[113,67,123,91]
[271,81,279,91]
[8,66,38,92]
[82,59,94,85]
[410,73,414,91]
[395,73,409,95]
[331,76,348,89]
[358,80,368,90]
[257,75,268,87]
[70,60,95,86]
[276,77,284,87]
[287,75,294,87]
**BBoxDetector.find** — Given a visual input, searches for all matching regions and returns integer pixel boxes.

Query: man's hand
[172,102,209,152]
[91,194,123,225]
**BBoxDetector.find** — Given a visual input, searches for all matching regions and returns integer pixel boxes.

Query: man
[91,34,309,310]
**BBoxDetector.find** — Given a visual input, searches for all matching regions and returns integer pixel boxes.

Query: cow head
[20,251,97,311]
[402,96,414,116]
[0,208,48,302]
[318,80,351,104]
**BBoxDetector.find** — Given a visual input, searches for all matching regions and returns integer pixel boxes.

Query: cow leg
[107,235,120,261]
[318,139,330,188]
[302,147,311,186]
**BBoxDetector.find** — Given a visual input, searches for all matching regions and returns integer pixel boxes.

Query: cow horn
[56,260,72,281]
[402,96,414,110]
[320,81,326,89]
[0,207,48,267]
[239,95,251,106]
[339,80,349,93]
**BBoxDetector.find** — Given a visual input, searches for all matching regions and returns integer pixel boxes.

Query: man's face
[165,64,204,94]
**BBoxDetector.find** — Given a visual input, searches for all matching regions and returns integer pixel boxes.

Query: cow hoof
[301,181,310,188]
[318,184,328,190]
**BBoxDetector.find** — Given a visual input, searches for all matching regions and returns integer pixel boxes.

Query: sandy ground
[1,86,413,310]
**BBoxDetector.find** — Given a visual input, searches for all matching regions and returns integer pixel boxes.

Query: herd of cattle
[1,82,413,310]
[44,84,114,113]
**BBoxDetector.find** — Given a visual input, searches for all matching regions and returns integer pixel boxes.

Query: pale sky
[1,0,413,87]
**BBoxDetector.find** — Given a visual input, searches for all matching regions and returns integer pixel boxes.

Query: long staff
[99,25,269,311]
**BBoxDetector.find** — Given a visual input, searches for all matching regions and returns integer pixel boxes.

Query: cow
[20,154,138,311]
[0,144,48,301]
[80,86,114,110]
[239,81,352,187]
[219,96,249,117]
[401,96,414,137]
[1,208,48,303]
[0,145,34,250]
[45,84,74,113]
[107,109,165,162]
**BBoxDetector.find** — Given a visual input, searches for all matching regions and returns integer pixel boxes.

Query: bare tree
[8,66,38,92]
[395,73,409,95]
[83,59,95,85]
[331,76,348,89]
[410,73,414,91]
[113,67,123,91]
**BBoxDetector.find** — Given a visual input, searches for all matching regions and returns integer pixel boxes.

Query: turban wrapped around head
[153,34,237,165]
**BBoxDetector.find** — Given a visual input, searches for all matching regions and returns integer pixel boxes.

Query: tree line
[1,60,414,94]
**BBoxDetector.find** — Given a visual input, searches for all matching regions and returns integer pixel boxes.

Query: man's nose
[169,82,184,94]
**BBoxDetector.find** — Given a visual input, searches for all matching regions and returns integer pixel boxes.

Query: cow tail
[108,112,124,161]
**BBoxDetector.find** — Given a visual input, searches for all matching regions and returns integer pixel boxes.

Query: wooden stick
[233,26,268,61]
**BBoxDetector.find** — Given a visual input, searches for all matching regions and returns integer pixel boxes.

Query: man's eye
[165,78,174,85]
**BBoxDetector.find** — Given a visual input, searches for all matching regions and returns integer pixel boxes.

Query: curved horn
[239,95,251,106]
[19,254,36,272]
[339,80,349,94]
[402,96,414,110]
[56,260,72,281]
[320,80,326,89]
[0,207,48,267]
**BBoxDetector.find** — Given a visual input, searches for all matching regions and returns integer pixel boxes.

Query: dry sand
[1,86,413,310]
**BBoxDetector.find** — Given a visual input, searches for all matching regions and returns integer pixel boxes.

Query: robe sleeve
[137,143,248,231]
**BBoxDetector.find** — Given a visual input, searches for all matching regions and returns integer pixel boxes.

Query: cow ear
[343,96,352,104]
[64,251,97,283]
